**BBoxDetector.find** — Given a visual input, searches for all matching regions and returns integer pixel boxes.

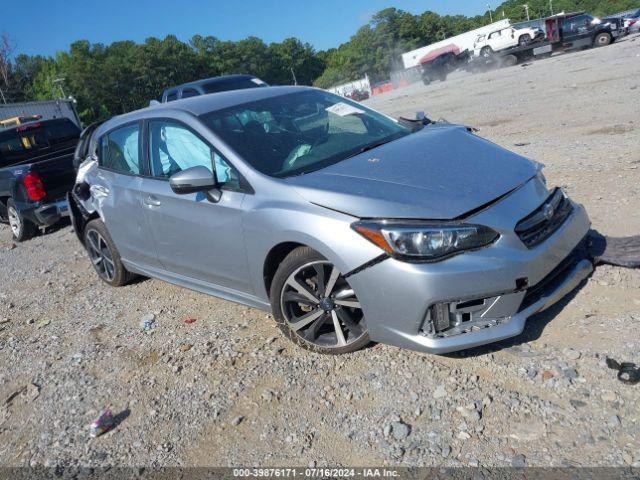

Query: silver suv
[69,86,592,355]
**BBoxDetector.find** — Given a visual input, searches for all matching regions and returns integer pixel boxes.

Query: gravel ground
[1,35,639,470]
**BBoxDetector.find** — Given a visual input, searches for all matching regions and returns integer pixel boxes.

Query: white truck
[401,20,511,70]
[473,26,545,58]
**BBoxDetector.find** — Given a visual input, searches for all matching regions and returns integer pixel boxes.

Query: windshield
[201,89,410,178]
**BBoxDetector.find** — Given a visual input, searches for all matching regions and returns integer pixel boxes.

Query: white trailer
[401,19,511,69]
[327,75,371,97]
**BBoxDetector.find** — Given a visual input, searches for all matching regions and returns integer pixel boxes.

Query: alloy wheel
[7,206,21,237]
[280,261,365,349]
[86,229,116,282]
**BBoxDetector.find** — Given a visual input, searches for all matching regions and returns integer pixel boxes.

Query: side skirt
[122,259,272,312]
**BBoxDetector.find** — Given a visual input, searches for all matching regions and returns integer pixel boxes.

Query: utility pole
[487,4,493,23]
[53,77,66,98]
[550,0,554,15]
[524,4,530,21]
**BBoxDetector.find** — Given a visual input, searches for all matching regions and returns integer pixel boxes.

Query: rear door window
[99,124,140,175]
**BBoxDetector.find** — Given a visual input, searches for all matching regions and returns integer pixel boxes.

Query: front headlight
[352,221,499,262]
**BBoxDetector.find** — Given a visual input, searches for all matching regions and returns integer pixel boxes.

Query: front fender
[242,200,385,302]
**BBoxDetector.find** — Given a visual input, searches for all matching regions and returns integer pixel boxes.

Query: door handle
[144,195,162,207]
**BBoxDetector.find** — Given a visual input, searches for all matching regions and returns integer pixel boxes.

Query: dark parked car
[0,118,80,241]
[345,89,370,101]
[161,74,268,103]
[421,50,471,85]
[545,12,621,49]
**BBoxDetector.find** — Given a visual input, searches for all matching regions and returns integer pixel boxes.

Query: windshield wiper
[344,139,395,160]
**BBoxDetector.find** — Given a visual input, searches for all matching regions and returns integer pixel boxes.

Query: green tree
[7,0,635,122]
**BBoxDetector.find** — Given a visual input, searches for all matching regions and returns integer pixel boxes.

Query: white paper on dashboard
[325,102,365,117]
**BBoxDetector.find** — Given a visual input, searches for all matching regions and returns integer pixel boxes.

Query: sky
[5,0,491,57]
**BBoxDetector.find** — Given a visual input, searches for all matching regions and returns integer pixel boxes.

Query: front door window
[148,120,239,188]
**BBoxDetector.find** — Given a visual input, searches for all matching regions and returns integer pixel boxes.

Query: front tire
[270,247,369,355]
[84,219,134,287]
[7,199,36,242]
[594,32,612,47]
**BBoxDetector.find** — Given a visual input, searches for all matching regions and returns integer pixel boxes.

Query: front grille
[515,188,573,248]
[518,236,589,311]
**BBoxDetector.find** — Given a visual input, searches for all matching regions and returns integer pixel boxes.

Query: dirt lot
[1,36,639,470]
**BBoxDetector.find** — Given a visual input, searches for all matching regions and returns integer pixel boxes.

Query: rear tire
[594,32,612,47]
[270,246,370,355]
[503,54,518,67]
[480,46,493,58]
[7,199,36,242]
[84,219,134,287]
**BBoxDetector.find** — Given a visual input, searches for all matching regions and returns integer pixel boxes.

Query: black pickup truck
[0,118,80,241]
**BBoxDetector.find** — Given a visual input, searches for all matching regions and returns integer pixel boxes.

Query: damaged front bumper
[346,182,592,355]
[415,250,593,353]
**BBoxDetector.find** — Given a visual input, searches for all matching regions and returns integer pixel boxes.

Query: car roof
[97,85,314,135]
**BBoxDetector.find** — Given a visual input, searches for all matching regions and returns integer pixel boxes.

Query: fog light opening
[422,295,512,338]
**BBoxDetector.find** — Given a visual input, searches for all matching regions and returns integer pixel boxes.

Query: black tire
[422,75,431,86]
[594,32,612,47]
[518,34,532,46]
[84,219,134,287]
[503,54,518,67]
[480,46,493,58]
[7,199,37,242]
[270,246,370,355]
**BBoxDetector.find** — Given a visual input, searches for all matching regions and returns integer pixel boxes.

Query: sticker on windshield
[326,102,365,117]
[251,78,267,85]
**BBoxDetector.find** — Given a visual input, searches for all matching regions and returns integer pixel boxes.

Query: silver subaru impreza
[69,86,592,355]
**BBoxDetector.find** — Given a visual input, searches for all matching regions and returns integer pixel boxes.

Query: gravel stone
[390,421,411,440]
[433,385,446,399]
[512,454,527,468]
[231,416,244,426]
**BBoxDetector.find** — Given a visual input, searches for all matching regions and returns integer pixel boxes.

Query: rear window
[181,88,199,99]
[0,118,80,168]
[201,78,266,94]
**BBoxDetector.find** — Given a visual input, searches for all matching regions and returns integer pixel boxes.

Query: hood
[285,124,537,220]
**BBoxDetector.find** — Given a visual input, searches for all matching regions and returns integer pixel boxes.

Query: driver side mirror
[169,166,222,202]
